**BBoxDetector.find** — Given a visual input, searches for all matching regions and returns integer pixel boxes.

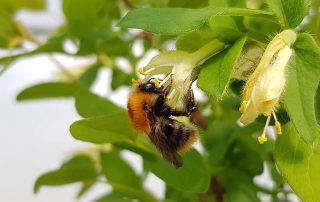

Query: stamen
[131,78,139,83]
[258,116,271,144]
[239,101,247,114]
[138,68,149,76]
[272,110,282,135]
[154,77,161,89]
[159,74,171,86]
[167,89,176,100]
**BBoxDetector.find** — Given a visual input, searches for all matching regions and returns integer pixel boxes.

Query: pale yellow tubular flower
[137,39,225,111]
[239,30,297,144]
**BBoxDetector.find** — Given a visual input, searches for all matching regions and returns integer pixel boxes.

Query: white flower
[239,30,297,144]
[135,40,225,111]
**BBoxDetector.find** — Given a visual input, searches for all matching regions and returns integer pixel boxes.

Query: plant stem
[190,39,226,66]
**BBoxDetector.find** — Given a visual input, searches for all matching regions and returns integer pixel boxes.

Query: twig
[123,0,134,10]
[48,54,76,81]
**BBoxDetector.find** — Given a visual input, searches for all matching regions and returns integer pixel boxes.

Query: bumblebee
[127,79,198,167]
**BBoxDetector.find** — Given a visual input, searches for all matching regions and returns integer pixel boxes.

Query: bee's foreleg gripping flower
[239,30,297,144]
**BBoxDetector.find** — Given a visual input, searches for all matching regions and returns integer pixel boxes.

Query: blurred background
[1,0,314,201]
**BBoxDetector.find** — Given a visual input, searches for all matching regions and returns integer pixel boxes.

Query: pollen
[154,77,161,89]
[138,68,149,76]
[258,135,268,144]
[131,78,140,83]
[275,121,282,135]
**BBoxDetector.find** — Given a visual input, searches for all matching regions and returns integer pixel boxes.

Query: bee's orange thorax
[127,90,157,134]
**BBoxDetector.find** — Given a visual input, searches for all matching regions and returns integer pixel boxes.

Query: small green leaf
[17,82,77,101]
[70,113,137,144]
[147,149,210,193]
[77,180,95,199]
[100,151,141,188]
[118,7,274,35]
[284,33,320,143]
[77,64,99,88]
[198,36,246,98]
[275,122,320,202]
[265,0,310,28]
[34,155,97,193]
[75,89,123,118]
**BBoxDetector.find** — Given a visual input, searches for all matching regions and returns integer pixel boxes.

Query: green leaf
[100,151,158,202]
[316,85,320,123]
[198,36,246,98]
[75,89,123,118]
[113,140,158,162]
[77,181,95,199]
[111,67,135,90]
[118,7,274,35]
[0,0,45,14]
[208,16,242,42]
[283,33,320,143]
[220,169,260,202]
[0,8,22,48]
[77,64,99,88]
[17,82,77,101]
[176,31,218,52]
[265,0,310,28]
[34,155,97,193]
[100,151,141,188]
[70,113,137,144]
[147,149,210,193]
[275,122,320,202]
[95,188,157,202]
[167,0,209,8]
[63,0,120,37]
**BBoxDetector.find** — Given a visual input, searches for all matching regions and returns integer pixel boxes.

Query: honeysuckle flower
[134,39,225,111]
[239,30,297,144]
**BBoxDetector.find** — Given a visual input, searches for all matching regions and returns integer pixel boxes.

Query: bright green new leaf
[70,113,137,144]
[118,7,274,35]
[265,0,310,28]
[75,89,123,118]
[17,82,78,101]
[198,36,246,98]
[100,151,141,188]
[283,33,320,143]
[275,122,320,202]
[34,155,98,193]
[147,149,210,193]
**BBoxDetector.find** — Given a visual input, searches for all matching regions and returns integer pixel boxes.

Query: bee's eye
[163,123,174,137]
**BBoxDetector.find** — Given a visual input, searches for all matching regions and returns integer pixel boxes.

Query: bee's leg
[171,89,196,117]
[154,94,172,117]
